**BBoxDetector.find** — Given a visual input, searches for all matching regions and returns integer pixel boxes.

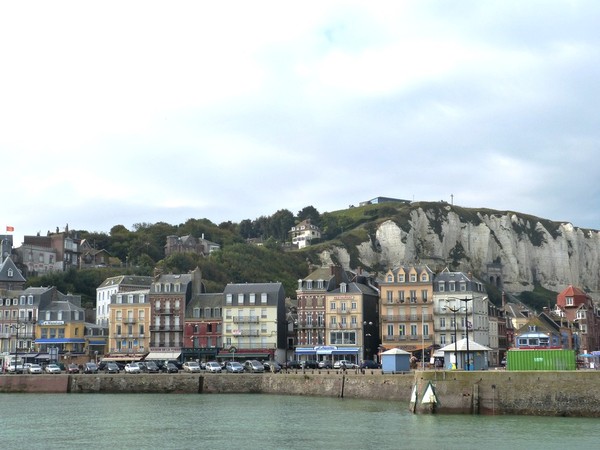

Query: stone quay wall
[416,370,600,417]
[3,370,600,417]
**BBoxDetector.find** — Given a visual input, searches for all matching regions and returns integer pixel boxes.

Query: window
[261,293,268,304]
[410,274,416,282]
[340,283,347,293]
[566,297,574,306]
[449,281,455,292]
[164,283,171,293]
[307,315,313,325]
[20,296,25,305]
[330,302,336,311]
[249,293,256,304]
[440,317,446,328]
[422,323,429,337]
[128,295,134,304]
[387,291,393,303]
[226,294,232,304]
[576,310,586,320]
[440,335,446,345]
[399,291,405,302]
[139,294,145,303]
[421,273,428,282]
[421,290,428,302]
[386,275,393,282]
[117,295,122,304]
[399,274,405,282]
[399,325,405,336]
[410,324,417,336]
[27,295,34,305]
[410,290,417,303]
[193,307,200,318]
[341,302,347,312]
[237,294,244,305]
[330,316,337,325]
[261,308,267,319]
[351,302,357,310]
[438,282,445,292]
[155,300,160,310]
[7,268,13,277]
[205,307,211,318]
[387,324,394,336]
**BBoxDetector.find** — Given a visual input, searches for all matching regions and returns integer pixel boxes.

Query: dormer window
[410,274,417,282]
[566,296,574,306]
[8,268,13,277]
[421,273,428,282]
[340,283,347,293]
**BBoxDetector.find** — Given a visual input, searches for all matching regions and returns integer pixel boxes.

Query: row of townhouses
[1,248,598,369]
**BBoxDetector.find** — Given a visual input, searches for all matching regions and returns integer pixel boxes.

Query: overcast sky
[1,1,599,245]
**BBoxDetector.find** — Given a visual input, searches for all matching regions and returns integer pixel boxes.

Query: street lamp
[363,321,373,361]
[458,298,472,371]
[10,321,28,373]
[443,301,464,370]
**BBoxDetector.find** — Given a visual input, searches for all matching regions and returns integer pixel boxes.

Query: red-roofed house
[553,285,600,353]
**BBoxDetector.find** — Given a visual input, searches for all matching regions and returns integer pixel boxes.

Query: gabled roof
[0,257,26,283]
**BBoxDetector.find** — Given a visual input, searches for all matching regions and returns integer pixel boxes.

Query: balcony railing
[233,317,259,324]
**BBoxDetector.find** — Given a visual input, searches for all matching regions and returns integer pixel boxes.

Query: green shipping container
[507,349,576,371]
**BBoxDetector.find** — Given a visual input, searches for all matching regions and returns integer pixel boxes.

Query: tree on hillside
[269,209,295,242]
[297,205,320,226]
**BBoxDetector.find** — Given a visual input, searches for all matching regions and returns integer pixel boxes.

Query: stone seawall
[416,370,600,417]
[3,371,600,417]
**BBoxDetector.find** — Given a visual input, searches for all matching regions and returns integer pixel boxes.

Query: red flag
[6,226,14,232]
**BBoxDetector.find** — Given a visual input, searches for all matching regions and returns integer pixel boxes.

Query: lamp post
[443,301,464,370]
[459,298,472,371]
[363,321,373,361]
[10,320,28,373]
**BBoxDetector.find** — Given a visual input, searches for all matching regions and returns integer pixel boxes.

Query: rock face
[320,205,600,294]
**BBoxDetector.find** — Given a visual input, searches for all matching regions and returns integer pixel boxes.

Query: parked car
[124,363,141,374]
[26,363,43,374]
[183,361,202,373]
[263,361,281,373]
[285,360,303,370]
[142,361,160,373]
[67,363,80,374]
[45,363,62,374]
[301,360,319,369]
[65,363,79,373]
[104,362,120,374]
[204,361,222,373]
[163,362,179,373]
[84,362,99,374]
[243,360,265,373]
[224,361,245,373]
[318,360,333,369]
[7,362,24,374]
[360,360,380,370]
[334,360,358,369]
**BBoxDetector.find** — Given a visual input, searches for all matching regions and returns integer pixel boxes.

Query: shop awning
[145,351,181,360]
[102,355,144,361]
[35,338,86,344]
[295,348,317,354]
[218,352,271,359]
[88,340,106,345]
[331,347,360,354]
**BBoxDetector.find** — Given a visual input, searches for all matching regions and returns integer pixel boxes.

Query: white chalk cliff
[319,205,600,295]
